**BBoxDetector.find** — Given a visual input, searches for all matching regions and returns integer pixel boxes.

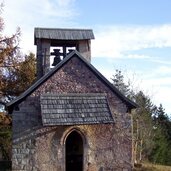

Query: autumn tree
[0,111,11,160]
[0,4,22,107]
[1,52,36,99]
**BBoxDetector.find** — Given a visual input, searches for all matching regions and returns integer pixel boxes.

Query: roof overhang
[34,27,95,45]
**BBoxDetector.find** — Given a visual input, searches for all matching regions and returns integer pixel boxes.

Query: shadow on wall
[13,126,57,145]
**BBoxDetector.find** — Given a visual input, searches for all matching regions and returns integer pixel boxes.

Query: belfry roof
[34,27,95,44]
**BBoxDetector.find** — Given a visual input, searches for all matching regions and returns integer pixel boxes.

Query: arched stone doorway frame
[61,127,88,171]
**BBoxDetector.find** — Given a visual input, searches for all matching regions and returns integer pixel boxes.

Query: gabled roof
[34,27,95,45]
[40,93,114,126]
[6,50,138,112]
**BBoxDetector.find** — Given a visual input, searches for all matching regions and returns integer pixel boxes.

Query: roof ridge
[6,50,137,112]
[35,27,93,31]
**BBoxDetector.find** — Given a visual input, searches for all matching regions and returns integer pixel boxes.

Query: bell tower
[34,27,95,79]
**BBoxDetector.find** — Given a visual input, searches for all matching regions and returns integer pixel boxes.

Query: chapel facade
[7,28,137,171]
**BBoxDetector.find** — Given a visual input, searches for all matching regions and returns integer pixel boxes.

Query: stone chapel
[7,28,137,171]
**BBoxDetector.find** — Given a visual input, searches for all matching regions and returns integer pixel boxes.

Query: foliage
[1,52,36,100]
[0,4,36,106]
[149,104,171,165]
[0,4,21,106]
[133,91,156,162]
[0,53,36,160]
[111,69,131,97]
[0,112,12,160]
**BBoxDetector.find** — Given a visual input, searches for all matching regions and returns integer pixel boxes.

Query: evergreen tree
[111,69,131,97]
[150,104,171,165]
[111,69,159,164]
[133,91,155,162]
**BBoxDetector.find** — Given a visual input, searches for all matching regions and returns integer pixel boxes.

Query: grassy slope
[133,163,171,171]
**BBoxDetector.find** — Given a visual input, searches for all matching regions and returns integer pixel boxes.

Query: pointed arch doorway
[65,131,83,171]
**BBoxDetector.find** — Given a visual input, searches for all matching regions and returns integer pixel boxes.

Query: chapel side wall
[12,56,133,171]
[12,97,66,171]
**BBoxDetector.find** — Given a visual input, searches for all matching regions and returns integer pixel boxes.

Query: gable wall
[12,56,132,171]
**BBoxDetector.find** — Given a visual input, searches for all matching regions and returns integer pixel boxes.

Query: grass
[133,162,171,171]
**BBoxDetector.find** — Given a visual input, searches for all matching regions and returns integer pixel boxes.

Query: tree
[0,111,11,160]
[0,3,21,108]
[150,104,171,165]
[111,70,155,164]
[111,69,131,97]
[1,52,36,99]
[0,4,36,107]
[0,4,19,160]
[132,91,155,163]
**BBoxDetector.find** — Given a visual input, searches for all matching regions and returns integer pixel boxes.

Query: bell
[51,49,62,66]
[52,56,61,66]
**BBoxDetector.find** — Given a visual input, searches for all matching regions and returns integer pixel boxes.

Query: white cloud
[133,67,171,114]
[57,0,76,7]
[150,59,171,65]
[92,25,171,59]
[155,66,171,75]
[3,0,77,23]
[142,78,171,114]
[125,54,151,59]
[138,65,171,84]
[153,87,171,115]
[2,0,78,53]
[142,76,171,88]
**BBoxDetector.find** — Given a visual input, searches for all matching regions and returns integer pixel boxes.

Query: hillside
[133,163,171,171]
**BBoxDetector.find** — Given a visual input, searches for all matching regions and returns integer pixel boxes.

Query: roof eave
[34,27,95,45]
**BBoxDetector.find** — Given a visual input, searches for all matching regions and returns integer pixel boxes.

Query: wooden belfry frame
[34,27,95,79]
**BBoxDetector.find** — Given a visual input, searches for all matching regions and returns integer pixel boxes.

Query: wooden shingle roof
[34,27,95,44]
[40,93,114,126]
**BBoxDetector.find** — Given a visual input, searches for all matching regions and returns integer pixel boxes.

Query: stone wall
[12,56,132,171]
[78,40,91,62]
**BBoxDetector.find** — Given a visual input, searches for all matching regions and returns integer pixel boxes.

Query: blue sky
[2,0,171,114]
